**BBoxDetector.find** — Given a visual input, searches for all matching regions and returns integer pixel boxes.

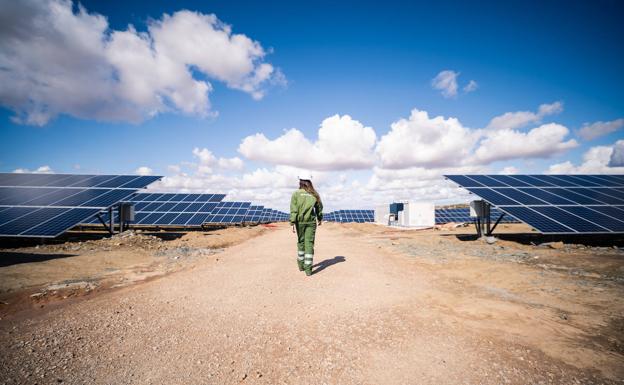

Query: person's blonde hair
[299,179,321,205]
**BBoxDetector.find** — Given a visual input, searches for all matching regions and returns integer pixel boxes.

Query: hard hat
[298,172,313,181]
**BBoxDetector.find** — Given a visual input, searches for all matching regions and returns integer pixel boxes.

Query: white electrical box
[374,204,390,224]
[404,201,435,227]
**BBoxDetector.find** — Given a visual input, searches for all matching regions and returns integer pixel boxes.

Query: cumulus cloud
[577,119,624,141]
[376,109,479,169]
[0,0,282,126]
[473,123,578,164]
[608,140,624,167]
[431,70,459,98]
[238,114,377,171]
[13,165,54,174]
[190,147,245,173]
[135,166,153,176]
[486,102,563,131]
[547,141,624,174]
[218,157,244,171]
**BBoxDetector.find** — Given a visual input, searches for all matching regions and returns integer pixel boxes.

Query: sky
[1,0,623,211]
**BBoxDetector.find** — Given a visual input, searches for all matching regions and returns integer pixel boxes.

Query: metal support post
[117,204,123,234]
[97,213,113,235]
[109,206,114,236]
[489,213,505,235]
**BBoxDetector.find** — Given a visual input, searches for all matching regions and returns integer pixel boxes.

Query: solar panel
[243,205,265,223]
[445,174,624,234]
[87,192,226,227]
[324,209,374,223]
[434,207,519,225]
[203,201,251,224]
[0,173,160,237]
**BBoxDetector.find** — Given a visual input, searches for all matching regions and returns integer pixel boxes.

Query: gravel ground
[0,223,622,384]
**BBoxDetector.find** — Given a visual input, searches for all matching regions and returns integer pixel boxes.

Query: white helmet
[298,172,313,181]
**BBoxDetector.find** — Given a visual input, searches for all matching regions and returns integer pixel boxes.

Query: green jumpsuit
[290,189,323,275]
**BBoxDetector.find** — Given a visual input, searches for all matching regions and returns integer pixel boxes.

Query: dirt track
[1,223,623,384]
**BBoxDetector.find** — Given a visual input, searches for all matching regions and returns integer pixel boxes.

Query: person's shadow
[312,256,346,275]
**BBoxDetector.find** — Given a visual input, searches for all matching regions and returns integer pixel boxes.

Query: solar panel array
[203,201,251,224]
[83,191,290,227]
[435,207,520,224]
[244,205,264,222]
[259,208,288,223]
[325,209,374,223]
[445,174,624,234]
[0,173,160,237]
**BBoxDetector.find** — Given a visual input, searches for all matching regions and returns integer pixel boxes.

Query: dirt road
[1,223,622,384]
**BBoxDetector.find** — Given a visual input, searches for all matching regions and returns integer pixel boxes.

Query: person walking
[290,173,323,276]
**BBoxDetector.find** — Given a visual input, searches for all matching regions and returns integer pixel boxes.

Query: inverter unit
[120,202,135,222]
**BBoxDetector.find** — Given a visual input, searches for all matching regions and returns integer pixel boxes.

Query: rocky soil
[0,222,622,384]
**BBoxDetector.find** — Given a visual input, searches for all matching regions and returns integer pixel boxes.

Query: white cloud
[218,157,244,171]
[608,140,624,167]
[238,114,377,171]
[191,147,245,173]
[577,119,624,141]
[0,0,282,126]
[431,70,459,98]
[473,123,578,164]
[431,70,478,98]
[486,101,563,131]
[376,109,479,169]
[13,165,54,174]
[135,166,153,176]
[372,106,577,169]
[547,141,624,174]
[192,147,217,165]
[463,80,478,93]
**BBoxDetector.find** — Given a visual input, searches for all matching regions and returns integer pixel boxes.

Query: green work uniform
[290,189,323,274]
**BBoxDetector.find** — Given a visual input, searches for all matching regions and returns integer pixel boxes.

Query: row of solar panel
[85,200,289,227]
[0,173,163,238]
[0,207,102,237]
[448,174,624,188]
[325,210,375,223]
[446,174,624,234]
[132,201,219,213]
[498,205,624,233]
[128,193,226,203]
[0,173,160,189]
[463,187,624,206]
[0,187,138,208]
[435,207,520,224]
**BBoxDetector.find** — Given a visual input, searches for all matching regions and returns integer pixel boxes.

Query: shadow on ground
[313,256,346,275]
[0,252,78,268]
[448,233,624,247]
[0,231,189,249]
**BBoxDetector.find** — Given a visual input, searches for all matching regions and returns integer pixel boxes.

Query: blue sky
[1,0,623,210]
